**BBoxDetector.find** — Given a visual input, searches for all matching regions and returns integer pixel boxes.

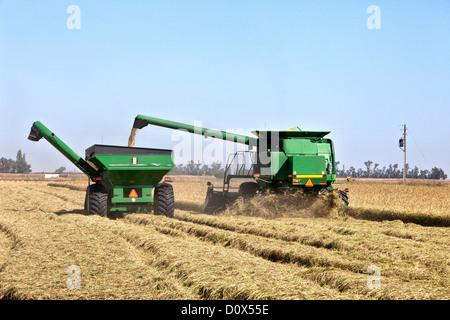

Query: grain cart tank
[131,115,349,213]
[28,121,175,218]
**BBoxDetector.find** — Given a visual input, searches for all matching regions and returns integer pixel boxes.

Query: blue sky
[0,0,449,174]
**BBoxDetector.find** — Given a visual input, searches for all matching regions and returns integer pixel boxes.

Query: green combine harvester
[132,114,349,213]
[28,121,175,218]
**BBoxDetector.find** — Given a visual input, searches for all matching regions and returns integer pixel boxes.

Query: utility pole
[398,124,406,184]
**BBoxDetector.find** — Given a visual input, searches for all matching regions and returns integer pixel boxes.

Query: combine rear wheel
[154,183,175,218]
[85,184,108,217]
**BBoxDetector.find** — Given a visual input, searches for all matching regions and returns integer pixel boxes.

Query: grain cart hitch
[28,121,175,218]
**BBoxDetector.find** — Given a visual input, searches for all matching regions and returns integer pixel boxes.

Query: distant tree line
[336,161,447,180]
[170,161,225,178]
[0,150,32,173]
[171,160,447,180]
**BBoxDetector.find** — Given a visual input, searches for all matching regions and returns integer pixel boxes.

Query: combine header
[28,121,175,218]
[131,114,349,213]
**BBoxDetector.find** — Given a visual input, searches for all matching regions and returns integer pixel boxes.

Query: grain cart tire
[154,183,174,218]
[338,190,349,215]
[238,182,260,198]
[86,184,108,217]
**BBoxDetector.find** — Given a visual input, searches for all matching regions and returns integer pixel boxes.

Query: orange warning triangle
[129,189,138,198]
[305,178,314,187]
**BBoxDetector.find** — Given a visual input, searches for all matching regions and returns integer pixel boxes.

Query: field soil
[0,175,448,300]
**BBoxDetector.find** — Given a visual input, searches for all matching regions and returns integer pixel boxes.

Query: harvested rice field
[0,174,448,300]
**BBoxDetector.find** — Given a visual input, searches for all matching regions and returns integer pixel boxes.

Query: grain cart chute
[131,114,349,214]
[28,121,175,218]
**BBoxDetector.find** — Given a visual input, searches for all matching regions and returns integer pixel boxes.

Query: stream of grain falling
[128,128,137,147]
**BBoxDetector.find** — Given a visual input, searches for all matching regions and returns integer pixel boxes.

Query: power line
[408,129,432,168]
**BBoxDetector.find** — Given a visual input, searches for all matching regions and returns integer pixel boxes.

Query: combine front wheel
[338,190,349,215]
[238,182,260,198]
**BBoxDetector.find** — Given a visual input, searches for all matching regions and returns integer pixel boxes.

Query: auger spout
[28,121,99,178]
[132,114,258,147]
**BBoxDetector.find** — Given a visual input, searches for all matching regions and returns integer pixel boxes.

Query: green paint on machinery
[28,121,175,218]
[132,114,349,214]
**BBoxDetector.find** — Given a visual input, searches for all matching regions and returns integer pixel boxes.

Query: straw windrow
[223,190,347,218]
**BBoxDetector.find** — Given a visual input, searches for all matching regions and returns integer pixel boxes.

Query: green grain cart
[132,115,349,213]
[28,121,175,218]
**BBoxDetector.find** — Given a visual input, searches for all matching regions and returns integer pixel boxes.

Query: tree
[409,166,419,179]
[0,157,15,173]
[169,161,225,177]
[429,167,447,180]
[373,163,380,178]
[364,160,373,177]
[419,169,429,179]
[209,161,225,178]
[336,160,446,180]
[15,150,31,173]
[392,164,400,178]
[55,166,66,174]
